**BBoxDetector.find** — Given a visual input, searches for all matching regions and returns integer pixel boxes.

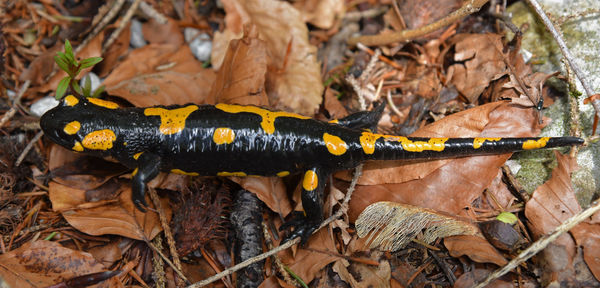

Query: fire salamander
[40,95,584,243]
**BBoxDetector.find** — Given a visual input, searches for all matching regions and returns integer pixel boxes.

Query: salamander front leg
[131,152,161,212]
[281,167,326,245]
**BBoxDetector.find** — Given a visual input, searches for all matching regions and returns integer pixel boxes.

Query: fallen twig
[348,0,489,46]
[0,80,30,128]
[525,0,600,120]
[102,0,142,53]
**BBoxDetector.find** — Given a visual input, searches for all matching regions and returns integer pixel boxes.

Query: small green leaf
[92,85,105,98]
[496,212,518,225]
[72,80,82,95]
[64,40,73,57]
[82,75,92,97]
[56,76,71,99]
[80,57,103,69]
[54,55,70,73]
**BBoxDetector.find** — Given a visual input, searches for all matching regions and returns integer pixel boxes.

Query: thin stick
[15,131,43,167]
[0,80,30,128]
[76,0,126,54]
[187,165,363,288]
[348,0,489,46]
[474,200,600,288]
[525,0,600,117]
[102,0,142,54]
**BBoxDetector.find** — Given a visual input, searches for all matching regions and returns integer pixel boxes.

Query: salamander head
[40,95,120,155]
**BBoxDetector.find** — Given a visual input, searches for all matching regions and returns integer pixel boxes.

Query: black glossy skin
[40,96,584,243]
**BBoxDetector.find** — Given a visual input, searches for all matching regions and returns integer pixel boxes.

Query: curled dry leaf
[0,240,105,288]
[356,201,479,251]
[448,34,508,103]
[272,226,338,285]
[293,0,345,29]
[332,256,391,288]
[214,0,323,115]
[49,181,168,240]
[208,26,269,106]
[103,44,215,106]
[444,235,508,266]
[346,101,542,220]
[142,18,184,46]
[229,176,291,217]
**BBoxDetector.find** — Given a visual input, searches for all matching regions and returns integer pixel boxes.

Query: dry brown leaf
[453,268,516,288]
[444,235,508,266]
[345,101,542,221]
[525,152,600,283]
[19,45,61,87]
[293,0,345,29]
[274,227,338,285]
[214,0,323,115]
[230,177,292,216]
[571,223,600,281]
[332,257,391,288]
[103,44,215,106]
[49,181,167,240]
[448,34,507,102]
[323,87,349,119]
[142,18,184,46]
[0,240,106,288]
[208,26,269,106]
[96,23,131,78]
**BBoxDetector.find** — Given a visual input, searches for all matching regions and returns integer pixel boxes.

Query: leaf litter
[0,0,597,287]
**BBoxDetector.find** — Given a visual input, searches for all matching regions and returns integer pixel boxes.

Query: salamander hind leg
[280,167,327,245]
[333,101,385,132]
[131,152,161,212]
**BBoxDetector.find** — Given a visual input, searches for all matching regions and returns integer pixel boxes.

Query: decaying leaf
[103,44,215,106]
[293,0,345,29]
[448,34,507,102]
[444,235,508,266]
[214,0,323,115]
[0,240,106,288]
[525,152,600,283]
[356,201,478,251]
[208,26,269,106]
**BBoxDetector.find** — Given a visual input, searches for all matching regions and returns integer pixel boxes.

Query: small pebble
[30,96,59,117]
[185,28,212,62]
[130,19,147,48]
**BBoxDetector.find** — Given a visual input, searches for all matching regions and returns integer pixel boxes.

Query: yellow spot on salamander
[217,171,247,177]
[359,132,380,154]
[133,152,143,160]
[473,137,502,149]
[63,121,81,135]
[132,168,138,176]
[82,129,117,150]
[72,141,84,152]
[64,95,79,106]
[359,132,448,154]
[303,170,318,191]
[88,98,119,109]
[323,133,347,155]
[328,119,339,124]
[144,105,199,135]
[213,127,235,144]
[276,171,290,177]
[171,169,199,176]
[215,103,309,134]
[522,137,550,150]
